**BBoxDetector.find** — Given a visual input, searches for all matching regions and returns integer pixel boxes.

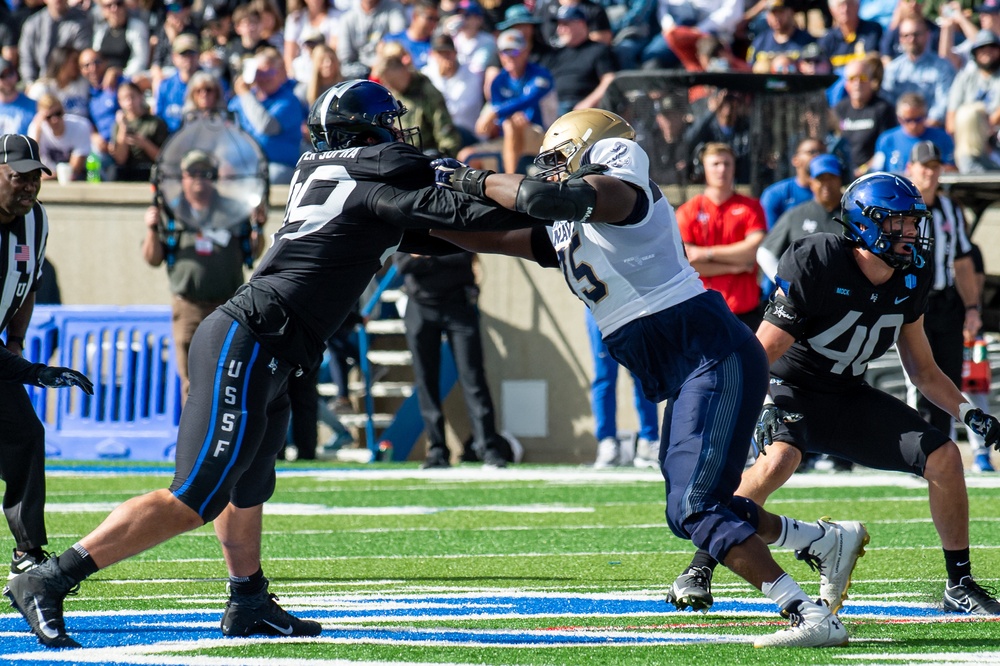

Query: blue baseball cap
[809,154,843,179]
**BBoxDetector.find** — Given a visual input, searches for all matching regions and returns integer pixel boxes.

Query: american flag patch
[14,245,29,262]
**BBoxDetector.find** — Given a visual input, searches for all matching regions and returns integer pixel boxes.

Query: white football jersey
[546,138,704,336]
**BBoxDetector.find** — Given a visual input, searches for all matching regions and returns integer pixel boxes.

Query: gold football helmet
[534,109,636,179]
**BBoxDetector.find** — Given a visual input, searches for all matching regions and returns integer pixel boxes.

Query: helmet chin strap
[879,243,923,270]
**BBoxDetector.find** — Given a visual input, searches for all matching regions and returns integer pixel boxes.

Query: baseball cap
[975,0,1000,13]
[431,33,456,52]
[910,140,942,165]
[556,5,587,22]
[301,28,325,46]
[971,28,1000,51]
[0,135,51,175]
[767,0,791,10]
[180,149,218,173]
[496,4,541,30]
[173,33,200,54]
[497,29,527,52]
[809,153,842,179]
[457,0,483,15]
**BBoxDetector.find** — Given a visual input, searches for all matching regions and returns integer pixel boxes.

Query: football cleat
[753,599,848,648]
[221,580,322,637]
[666,565,714,611]
[4,558,80,648]
[593,437,619,468]
[633,439,660,468]
[974,453,996,473]
[9,549,52,581]
[943,576,1000,615]
[796,518,869,614]
[420,448,451,469]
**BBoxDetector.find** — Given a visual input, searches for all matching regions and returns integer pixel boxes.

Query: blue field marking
[0,592,965,664]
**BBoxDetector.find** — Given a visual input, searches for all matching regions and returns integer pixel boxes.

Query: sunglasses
[898,115,926,124]
[0,69,16,79]
[177,50,198,57]
[103,0,124,7]
[46,111,65,120]
[183,169,217,180]
[500,49,522,57]
[80,59,104,68]
[846,74,869,82]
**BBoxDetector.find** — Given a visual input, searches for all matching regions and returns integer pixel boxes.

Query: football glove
[752,403,803,456]
[963,406,1000,450]
[430,158,465,189]
[37,366,94,394]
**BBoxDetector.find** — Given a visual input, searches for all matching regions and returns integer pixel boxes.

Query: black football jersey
[764,233,931,391]
[219,142,538,368]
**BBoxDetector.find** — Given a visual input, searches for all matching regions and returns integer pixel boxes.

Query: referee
[905,141,982,436]
[0,134,93,579]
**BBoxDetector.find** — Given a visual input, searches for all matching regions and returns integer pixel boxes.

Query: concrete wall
[38,181,660,464]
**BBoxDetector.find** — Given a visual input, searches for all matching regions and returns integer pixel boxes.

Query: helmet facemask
[846,204,932,270]
[534,137,582,180]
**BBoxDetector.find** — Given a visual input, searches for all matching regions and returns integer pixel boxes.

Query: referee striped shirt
[922,195,972,292]
[0,200,47,333]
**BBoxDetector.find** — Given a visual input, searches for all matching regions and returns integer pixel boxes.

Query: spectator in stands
[251,0,286,50]
[283,0,344,78]
[25,47,90,120]
[881,16,955,126]
[536,0,613,47]
[448,0,498,82]
[201,5,236,86]
[149,0,198,95]
[540,5,617,116]
[92,0,149,79]
[301,44,344,108]
[953,101,1000,172]
[371,45,462,157]
[758,137,825,229]
[946,29,1000,134]
[228,47,305,184]
[180,71,227,124]
[746,0,816,69]
[224,5,271,86]
[0,58,36,135]
[422,34,484,148]
[817,0,882,71]
[878,0,939,64]
[595,0,657,70]
[834,55,897,176]
[676,142,767,330]
[682,89,753,184]
[18,0,93,84]
[757,153,846,282]
[459,29,556,174]
[871,91,955,172]
[142,148,265,402]
[337,0,408,80]
[108,80,168,182]
[937,0,997,71]
[0,0,39,71]
[381,0,441,71]
[493,3,548,62]
[27,93,93,181]
[79,48,121,162]
[648,0,745,70]
[156,33,204,135]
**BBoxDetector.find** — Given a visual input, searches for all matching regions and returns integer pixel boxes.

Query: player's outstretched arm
[429,228,537,261]
[897,317,971,418]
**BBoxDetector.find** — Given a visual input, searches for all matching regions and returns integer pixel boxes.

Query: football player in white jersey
[430,109,868,647]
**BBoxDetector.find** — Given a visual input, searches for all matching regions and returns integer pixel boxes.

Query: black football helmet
[307,79,420,152]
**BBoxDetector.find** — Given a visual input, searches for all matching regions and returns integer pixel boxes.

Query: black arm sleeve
[398,229,471,256]
[0,346,45,384]
[530,226,559,268]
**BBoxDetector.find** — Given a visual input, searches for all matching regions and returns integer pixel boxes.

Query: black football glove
[752,403,803,456]
[37,366,94,395]
[963,407,1000,451]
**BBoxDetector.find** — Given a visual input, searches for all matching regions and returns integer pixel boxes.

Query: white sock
[775,516,825,550]
[762,572,811,611]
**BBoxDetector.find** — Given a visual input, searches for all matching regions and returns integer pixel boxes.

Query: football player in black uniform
[4,80,541,649]
[668,172,1000,616]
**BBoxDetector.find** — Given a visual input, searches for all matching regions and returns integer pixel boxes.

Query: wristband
[451,166,494,198]
[966,304,981,312]
[705,248,715,261]
[959,402,975,422]
[6,335,24,347]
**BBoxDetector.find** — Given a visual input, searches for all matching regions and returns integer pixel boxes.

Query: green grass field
[1,461,999,665]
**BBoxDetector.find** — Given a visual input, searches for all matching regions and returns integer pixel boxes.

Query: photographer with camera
[108,81,168,182]
[142,149,265,402]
